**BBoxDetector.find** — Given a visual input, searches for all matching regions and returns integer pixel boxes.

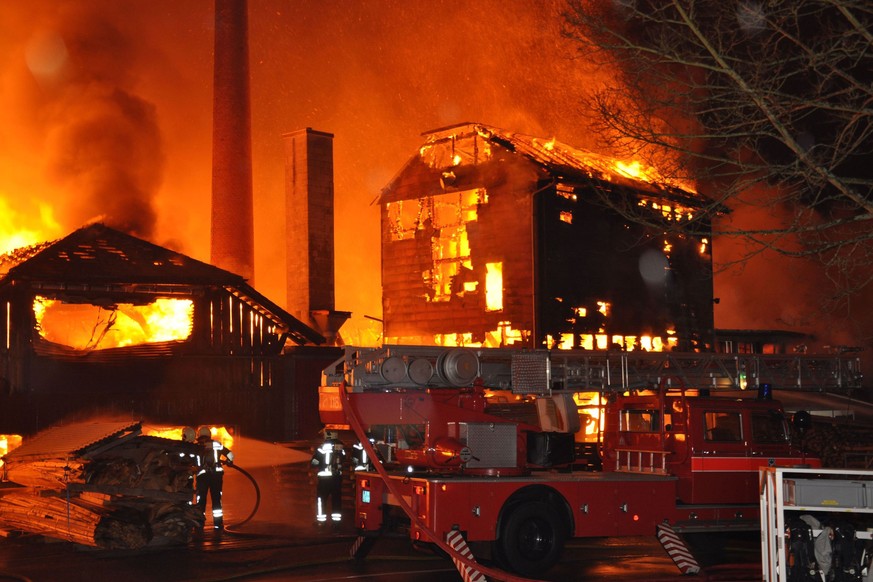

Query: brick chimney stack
[284,128,349,344]
[211,0,255,282]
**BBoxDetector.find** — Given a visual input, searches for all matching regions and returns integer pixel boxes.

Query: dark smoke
[32,4,164,239]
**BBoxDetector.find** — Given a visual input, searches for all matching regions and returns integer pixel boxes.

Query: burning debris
[0,421,204,548]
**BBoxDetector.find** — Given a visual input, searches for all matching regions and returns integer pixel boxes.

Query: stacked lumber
[0,491,102,546]
[0,424,205,549]
[2,460,86,490]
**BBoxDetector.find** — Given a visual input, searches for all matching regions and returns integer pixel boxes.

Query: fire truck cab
[600,389,807,506]
[319,346,857,576]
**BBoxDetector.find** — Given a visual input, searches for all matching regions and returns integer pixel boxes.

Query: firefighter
[195,426,234,530]
[351,438,376,472]
[182,426,197,444]
[310,430,345,523]
[179,427,201,504]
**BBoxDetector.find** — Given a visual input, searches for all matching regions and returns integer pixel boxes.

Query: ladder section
[614,448,670,475]
[322,346,862,394]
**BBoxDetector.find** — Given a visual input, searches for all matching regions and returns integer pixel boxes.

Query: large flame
[34,296,194,350]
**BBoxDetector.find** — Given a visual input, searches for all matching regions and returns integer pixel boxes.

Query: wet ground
[0,440,764,581]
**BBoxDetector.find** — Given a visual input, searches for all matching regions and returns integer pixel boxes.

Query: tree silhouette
[562,1,873,309]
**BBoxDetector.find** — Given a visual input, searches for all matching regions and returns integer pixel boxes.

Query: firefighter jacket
[311,438,345,478]
[198,439,234,476]
[352,440,375,471]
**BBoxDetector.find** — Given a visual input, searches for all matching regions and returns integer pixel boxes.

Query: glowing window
[485,262,503,311]
[34,295,194,350]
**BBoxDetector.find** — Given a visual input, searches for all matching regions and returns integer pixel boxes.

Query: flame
[0,434,23,468]
[0,200,63,256]
[573,392,603,442]
[144,426,185,440]
[143,425,234,450]
[485,262,503,311]
[34,296,194,350]
[429,321,527,348]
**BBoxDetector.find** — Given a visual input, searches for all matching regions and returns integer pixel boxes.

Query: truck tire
[494,500,565,576]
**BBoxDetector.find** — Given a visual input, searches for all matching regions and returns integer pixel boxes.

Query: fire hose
[338,381,546,582]
[225,463,261,528]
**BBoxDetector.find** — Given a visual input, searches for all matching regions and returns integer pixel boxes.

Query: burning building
[381,122,715,352]
[0,223,333,440]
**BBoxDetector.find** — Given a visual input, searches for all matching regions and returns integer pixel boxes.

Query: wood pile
[0,422,205,549]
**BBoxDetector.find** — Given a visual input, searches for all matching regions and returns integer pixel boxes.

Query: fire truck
[318,346,862,577]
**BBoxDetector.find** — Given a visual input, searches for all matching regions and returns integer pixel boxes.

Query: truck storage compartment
[527,431,575,467]
[783,478,867,508]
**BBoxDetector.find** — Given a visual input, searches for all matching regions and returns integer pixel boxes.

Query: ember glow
[34,296,194,350]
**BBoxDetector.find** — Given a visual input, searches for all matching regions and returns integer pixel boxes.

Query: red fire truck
[318,346,861,576]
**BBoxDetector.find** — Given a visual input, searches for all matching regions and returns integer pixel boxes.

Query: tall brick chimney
[211,0,255,282]
[284,128,349,344]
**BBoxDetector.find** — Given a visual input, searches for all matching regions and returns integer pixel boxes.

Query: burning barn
[0,223,333,440]
[381,122,715,352]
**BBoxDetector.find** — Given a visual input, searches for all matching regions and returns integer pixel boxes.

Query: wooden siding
[382,156,540,345]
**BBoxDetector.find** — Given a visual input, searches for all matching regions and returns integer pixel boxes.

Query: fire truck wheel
[494,501,565,576]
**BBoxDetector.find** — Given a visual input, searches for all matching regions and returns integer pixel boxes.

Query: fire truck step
[446,530,487,582]
[349,535,378,560]
[656,522,701,575]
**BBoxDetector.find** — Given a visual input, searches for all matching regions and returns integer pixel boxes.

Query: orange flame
[143,425,234,450]
[0,434,23,468]
[34,296,194,350]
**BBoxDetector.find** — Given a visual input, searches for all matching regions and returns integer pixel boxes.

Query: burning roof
[381,122,704,208]
[0,223,323,346]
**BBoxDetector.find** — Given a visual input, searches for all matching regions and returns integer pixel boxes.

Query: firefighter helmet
[181,426,196,443]
[197,426,212,440]
[324,430,338,440]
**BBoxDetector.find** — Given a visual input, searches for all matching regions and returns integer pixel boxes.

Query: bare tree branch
[563,0,873,304]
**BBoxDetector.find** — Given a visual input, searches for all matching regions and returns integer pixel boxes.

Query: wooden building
[380,123,716,352]
[0,223,336,440]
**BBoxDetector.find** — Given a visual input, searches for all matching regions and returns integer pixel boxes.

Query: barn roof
[0,223,324,346]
